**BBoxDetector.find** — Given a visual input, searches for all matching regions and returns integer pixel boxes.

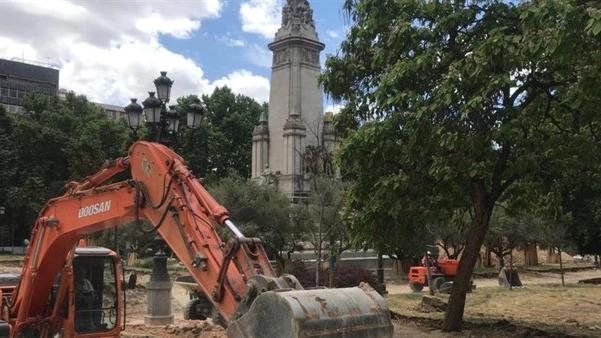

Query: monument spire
[252,0,326,201]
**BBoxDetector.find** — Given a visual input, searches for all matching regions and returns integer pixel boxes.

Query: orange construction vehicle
[0,141,393,338]
[408,257,459,292]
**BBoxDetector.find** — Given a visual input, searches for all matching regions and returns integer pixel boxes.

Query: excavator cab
[71,249,121,335]
[46,247,124,337]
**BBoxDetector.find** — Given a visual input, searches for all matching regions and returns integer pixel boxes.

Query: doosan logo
[78,200,112,218]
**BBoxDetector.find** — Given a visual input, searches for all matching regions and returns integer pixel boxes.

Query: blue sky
[0,0,348,113]
[158,1,348,80]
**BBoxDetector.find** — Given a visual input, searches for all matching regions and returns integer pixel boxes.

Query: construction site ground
[1,259,600,337]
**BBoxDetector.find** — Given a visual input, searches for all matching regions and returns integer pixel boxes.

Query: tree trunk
[393,259,401,276]
[425,252,434,296]
[315,206,325,286]
[401,256,412,274]
[546,247,557,263]
[558,247,565,287]
[483,246,492,267]
[509,250,513,291]
[377,254,384,283]
[523,242,539,267]
[276,256,286,276]
[442,184,492,332]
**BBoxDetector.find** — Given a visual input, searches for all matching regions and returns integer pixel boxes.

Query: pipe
[224,220,244,239]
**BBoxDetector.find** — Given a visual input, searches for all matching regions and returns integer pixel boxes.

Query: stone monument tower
[251,0,327,200]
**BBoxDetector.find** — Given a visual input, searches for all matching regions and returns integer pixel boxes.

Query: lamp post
[124,71,205,146]
[126,71,205,326]
[0,207,4,251]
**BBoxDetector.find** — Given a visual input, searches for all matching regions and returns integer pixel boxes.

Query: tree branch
[490,143,511,201]
[545,90,577,133]
[499,174,518,195]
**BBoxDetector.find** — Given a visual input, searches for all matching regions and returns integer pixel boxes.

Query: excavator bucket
[227,286,394,338]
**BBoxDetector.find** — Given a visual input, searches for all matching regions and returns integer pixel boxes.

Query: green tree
[7,92,129,243]
[303,174,347,286]
[207,173,307,272]
[0,106,16,209]
[176,87,264,183]
[484,207,531,270]
[559,177,601,257]
[321,0,601,331]
[427,211,470,260]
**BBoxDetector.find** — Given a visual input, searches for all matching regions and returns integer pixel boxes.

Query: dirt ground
[121,268,601,338]
[1,261,599,337]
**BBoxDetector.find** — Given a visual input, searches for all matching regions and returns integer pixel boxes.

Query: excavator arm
[5,141,393,338]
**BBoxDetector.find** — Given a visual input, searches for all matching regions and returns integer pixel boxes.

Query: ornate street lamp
[124,98,143,140]
[165,105,180,134]
[187,98,205,129]
[154,71,174,103]
[124,71,205,146]
[142,92,162,124]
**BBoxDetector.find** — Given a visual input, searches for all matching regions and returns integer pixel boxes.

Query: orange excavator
[0,141,393,338]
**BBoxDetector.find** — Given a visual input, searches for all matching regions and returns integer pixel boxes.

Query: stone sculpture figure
[281,0,315,28]
[261,165,276,186]
[282,3,291,26]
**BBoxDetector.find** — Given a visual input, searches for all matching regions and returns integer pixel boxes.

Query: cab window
[73,257,118,333]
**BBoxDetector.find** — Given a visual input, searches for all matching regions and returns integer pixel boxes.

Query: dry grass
[385,284,601,337]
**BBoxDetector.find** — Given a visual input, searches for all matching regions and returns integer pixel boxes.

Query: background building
[0,57,59,113]
[95,102,126,120]
[59,88,126,120]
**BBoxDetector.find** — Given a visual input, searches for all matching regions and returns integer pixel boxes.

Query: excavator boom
[2,141,393,337]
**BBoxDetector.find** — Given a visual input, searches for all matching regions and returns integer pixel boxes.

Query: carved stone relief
[302,48,319,64]
[273,48,290,65]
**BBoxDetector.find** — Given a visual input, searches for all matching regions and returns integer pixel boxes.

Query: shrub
[333,265,379,289]
[132,257,153,269]
[291,260,314,287]
[291,260,379,289]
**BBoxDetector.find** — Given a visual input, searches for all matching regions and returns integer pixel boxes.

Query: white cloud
[0,1,269,107]
[209,70,270,103]
[245,44,273,68]
[216,34,246,47]
[325,103,344,115]
[136,12,201,39]
[326,30,340,39]
[239,0,284,39]
[58,40,209,106]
